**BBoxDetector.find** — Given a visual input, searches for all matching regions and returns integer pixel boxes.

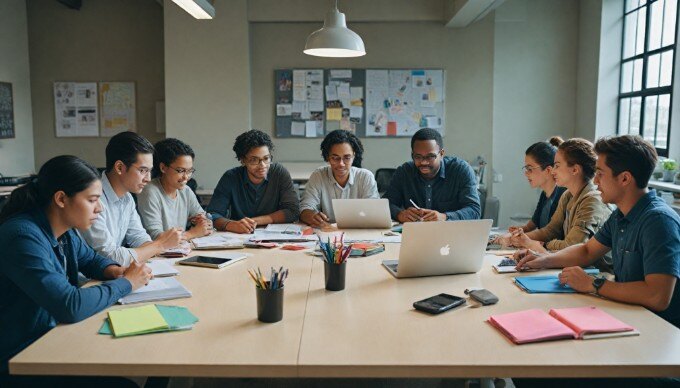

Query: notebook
[514,269,600,293]
[118,277,192,304]
[107,304,169,337]
[191,235,244,250]
[147,260,180,277]
[100,305,199,337]
[488,307,638,344]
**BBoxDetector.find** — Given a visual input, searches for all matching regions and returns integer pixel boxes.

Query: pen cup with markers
[249,267,288,323]
[318,234,350,291]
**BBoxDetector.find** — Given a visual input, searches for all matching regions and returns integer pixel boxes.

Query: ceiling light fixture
[171,0,215,20]
[304,0,365,58]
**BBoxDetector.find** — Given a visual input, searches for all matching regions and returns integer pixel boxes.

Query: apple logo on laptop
[359,211,367,217]
[439,244,451,256]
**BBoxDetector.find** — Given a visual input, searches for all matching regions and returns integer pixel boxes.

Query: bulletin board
[274,68,445,138]
[0,82,15,139]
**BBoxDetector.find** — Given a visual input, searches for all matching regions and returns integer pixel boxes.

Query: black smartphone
[413,293,466,314]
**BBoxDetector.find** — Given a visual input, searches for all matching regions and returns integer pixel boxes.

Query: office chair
[375,168,396,195]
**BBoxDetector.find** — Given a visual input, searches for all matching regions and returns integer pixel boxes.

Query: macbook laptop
[382,219,492,278]
[332,198,392,229]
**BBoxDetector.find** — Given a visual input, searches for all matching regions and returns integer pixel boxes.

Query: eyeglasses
[329,155,354,164]
[412,153,439,164]
[522,165,542,174]
[131,165,151,176]
[170,167,196,177]
[245,155,273,166]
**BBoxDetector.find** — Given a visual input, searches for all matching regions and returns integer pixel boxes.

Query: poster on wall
[99,81,136,137]
[0,82,15,139]
[54,82,99,137]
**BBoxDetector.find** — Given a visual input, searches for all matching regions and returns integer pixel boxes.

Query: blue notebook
[514,268,600,294]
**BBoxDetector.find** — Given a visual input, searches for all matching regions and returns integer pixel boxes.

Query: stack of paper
[118,277,192,304]
[100,304,198,337]
[263,223,313,235]
[191,234,244,250]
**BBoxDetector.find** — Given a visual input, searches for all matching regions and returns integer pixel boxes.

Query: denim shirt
[384,156,481,221]
[0,209,131,373]
[594,190,680,328]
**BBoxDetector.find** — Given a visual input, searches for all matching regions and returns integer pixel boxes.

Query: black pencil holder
[256,285,284,323]
[324,261,346,291]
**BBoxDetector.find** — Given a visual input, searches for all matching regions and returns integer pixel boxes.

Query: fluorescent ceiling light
[171,0,215,19]
[304,1,365,58]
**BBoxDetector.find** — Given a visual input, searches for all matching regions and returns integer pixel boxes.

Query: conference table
[9,228,680,380]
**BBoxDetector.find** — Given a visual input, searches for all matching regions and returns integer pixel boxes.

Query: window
[618,0,679,156]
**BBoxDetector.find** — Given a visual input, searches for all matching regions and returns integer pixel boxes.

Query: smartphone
[413,293,466,314]
[178,254,245,269]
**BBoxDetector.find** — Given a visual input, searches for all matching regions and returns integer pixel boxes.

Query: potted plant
[661,159,678,182]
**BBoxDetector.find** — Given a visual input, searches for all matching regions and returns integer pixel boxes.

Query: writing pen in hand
[408,199,423,222]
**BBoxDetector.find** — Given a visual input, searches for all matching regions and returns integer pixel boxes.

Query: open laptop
[382,219,492,278]
[332,198,392,229]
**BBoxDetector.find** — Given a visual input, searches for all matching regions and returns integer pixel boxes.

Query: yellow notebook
[107,305,169,337]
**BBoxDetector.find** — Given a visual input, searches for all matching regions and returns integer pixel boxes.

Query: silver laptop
[332,198,392,229]
[382,219,492,278]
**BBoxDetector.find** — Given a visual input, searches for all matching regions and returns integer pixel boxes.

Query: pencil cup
[324,261,346,291]
[256,285,284,323]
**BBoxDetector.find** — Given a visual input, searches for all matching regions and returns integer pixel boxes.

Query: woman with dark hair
[137,138,211,240]
[300,130,379,227]
[494,137,566,245]
[207,129,299,234]
[509,138,611,253]
[0,156,150,386]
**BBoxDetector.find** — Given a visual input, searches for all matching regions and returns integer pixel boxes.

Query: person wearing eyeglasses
[136,138,212,241]
[207,129,300,234]
[493,138,566,245]
[384,128,481,223]
[300,130,379,227]
[81,132,182,265]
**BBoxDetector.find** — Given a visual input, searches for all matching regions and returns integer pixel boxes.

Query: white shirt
[80,172,151,265]
[300,166,379,222]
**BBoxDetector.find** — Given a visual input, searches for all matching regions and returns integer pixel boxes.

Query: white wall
[576,0,602,140]
[164,0,250,189]
[492,0,579,227]
[0,0,35,176]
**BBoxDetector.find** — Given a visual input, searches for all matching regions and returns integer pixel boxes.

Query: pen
[409,199,423,222]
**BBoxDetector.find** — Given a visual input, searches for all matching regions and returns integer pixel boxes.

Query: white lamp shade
[171,0,215,19]
[304,8,365,57]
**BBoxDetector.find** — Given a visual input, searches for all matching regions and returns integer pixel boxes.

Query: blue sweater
[0,209,132,373]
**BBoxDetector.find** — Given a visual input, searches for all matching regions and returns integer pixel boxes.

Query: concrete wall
[492,0,579,227]
[27,0,165,169]
[0,0,35,176]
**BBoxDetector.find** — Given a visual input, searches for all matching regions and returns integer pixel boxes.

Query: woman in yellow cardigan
[510,138,611,253]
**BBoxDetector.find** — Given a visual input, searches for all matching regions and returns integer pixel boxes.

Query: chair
[375,168,396,196]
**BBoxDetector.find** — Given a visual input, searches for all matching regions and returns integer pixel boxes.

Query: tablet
[178,253,246,269]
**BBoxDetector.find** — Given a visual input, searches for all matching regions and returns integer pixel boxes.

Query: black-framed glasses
[245,155,273,166]
[170,167,196,176]
[412,153,439,163]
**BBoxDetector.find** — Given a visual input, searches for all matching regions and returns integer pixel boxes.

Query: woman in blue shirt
[494,138,566,245]
[0,155,150,386]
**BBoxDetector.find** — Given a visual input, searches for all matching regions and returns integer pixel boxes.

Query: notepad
[107,304,169,337]
[191,235,244,249]
[514,269,600,293]
[488,307,638,344]
[263,224,313,235]
[147,260,180,277]
[100,305,199,337]
[118,277,192,304]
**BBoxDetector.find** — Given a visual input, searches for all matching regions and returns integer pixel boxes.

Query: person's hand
[558,266,595,293]
[103,265,125,279]
[309,211,330,228]
[190,217,213,237]
[508,226,522,234]
[514,249,547,271]
[509,230,544,252]
[227,218,257,234]
[123,260,153,291]
[157,228,182,249]
[420,209,445,222]
[491,232,513,246]
[397,207,423,223]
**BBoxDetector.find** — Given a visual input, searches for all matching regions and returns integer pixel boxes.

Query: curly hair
[558,138,597,181]
[152,138,195,178]
[411,128,443,150]
[320,130,364,168]
[233,129,274,161]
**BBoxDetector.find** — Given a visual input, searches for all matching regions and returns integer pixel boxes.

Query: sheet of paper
[350,106,363,119]
[291,121,305,136]
[330,69,352,79]
[325,85,338,101]
[425,116,441,128]
[131,278,172,294]
[292,101,306,114]
[337,83,351,101]
[305,121,317,137]
[326,108,342,121]
[350,87,363,101]
[276,104,292,116]
[307,99,324,112]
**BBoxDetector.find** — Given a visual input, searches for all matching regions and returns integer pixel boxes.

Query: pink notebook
[488,307,638,344]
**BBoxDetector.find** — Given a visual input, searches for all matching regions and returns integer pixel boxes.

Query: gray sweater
[136,178,204,239]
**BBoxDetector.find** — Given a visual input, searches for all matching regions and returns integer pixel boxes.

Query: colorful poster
[99,82,136,137]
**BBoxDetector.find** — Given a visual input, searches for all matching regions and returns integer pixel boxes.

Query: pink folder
[488,309,576,344]
[549,306,635,339]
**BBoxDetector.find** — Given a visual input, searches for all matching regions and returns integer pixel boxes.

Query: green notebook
[107,304,169,337]
[100,305,198,337]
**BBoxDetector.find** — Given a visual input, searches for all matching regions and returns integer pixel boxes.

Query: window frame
[617,0,679,157]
